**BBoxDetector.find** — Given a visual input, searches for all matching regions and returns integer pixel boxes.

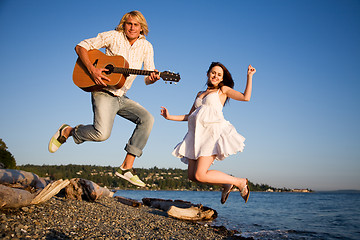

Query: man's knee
[143,113,154,127]
[94,129,111,142]
[138,112,154,132]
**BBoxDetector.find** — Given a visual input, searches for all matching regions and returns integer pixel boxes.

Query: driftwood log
[0,169,48,191]
[31,179,70,205]
[0,184,34,208]
[64,178,114,201]
[1,169,217,221]
[0,169,113,208]
[142,198,217,221]
[0,179,69,208]
[167,205,217,221]
[64,178,84,200]
[115,196,142,208]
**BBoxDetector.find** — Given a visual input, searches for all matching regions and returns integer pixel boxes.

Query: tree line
[18,164,289,192]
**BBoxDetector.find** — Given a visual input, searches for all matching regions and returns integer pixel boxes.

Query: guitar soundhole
[104,64,114,75]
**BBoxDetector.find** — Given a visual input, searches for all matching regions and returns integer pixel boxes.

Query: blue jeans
[72,91,154,157]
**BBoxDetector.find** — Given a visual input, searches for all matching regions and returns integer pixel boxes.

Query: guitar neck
[109,66,180,83]
[113,67,155,76]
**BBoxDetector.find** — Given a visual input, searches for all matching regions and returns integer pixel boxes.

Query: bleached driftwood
[0,169,48,191]
[115,196,142,208]
[0,169,60,208]
[31,179,70,205]
[0,184,34,208]
[0,169,114,208]
[142,198,217,221]
[167,205,217,221]
[0,179,69,208]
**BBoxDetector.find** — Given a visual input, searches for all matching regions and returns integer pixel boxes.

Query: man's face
[124,16,142,43]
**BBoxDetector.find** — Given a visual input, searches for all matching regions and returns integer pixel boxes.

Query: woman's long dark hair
[206,62,234,105]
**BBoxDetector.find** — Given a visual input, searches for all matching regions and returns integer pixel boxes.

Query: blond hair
[115,10,149,36]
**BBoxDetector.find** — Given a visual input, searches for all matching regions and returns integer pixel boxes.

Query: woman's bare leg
[193,156,248,192]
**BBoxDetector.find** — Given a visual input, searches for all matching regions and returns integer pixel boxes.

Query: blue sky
[1,0,359,191]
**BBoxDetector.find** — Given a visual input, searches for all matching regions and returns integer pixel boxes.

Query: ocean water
[114,190,360,240]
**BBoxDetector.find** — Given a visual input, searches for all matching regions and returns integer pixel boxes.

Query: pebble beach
[0,196,249,239]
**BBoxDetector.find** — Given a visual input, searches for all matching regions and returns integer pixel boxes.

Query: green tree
[0,138,7,150]
[0,138,16,169]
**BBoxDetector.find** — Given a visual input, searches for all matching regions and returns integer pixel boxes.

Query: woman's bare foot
[235,178,250,203]
[240,179,250,203]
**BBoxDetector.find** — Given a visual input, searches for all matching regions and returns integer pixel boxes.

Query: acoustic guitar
[73,49,180,92]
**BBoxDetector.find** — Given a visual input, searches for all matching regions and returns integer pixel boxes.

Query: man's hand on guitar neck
[145,70,160,85]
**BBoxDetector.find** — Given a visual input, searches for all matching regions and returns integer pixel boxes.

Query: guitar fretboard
[113,67,154,76]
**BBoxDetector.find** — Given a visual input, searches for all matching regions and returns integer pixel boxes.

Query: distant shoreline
[18,164,315,192]
[316,190,360,194]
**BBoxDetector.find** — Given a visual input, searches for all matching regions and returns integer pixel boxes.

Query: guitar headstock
[160,71,181,84]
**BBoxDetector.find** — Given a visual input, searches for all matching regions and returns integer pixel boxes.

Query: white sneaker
[115,168,146,187]
[48,124,70,153]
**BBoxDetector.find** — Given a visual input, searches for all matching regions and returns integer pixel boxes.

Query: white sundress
[172,89,246,164]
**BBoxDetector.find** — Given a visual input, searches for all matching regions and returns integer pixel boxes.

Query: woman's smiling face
[207,66,224,87]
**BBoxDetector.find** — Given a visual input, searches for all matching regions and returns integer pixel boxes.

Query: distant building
[291,189,310,193]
